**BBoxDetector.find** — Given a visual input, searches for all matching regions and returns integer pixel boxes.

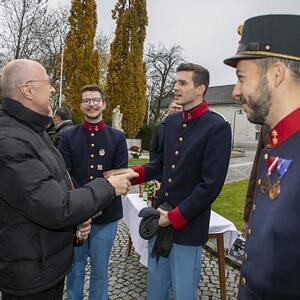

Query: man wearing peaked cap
[225,15,300,299]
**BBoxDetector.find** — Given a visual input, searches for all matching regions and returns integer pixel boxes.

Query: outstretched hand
[103,168,133,179]
[107,170,139,196]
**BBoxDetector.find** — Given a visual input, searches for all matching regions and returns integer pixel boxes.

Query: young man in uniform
[106,63,232,299]
[58,85,128,300]
[224,14,300,299]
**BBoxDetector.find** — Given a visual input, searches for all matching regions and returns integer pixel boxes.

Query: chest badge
[97,164,103,171]
[99,149,105,156]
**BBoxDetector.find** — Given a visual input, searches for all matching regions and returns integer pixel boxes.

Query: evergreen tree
[106,0,148,138]
[63,0,99,121]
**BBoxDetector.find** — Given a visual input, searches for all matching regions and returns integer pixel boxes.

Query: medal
[259,176,272,194]
[99,149,105,156]
[97,164,103,171]
[259,156,279,194]
[269,181,280,200]
[268,158,293,200]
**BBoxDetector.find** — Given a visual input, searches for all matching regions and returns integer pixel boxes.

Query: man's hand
[103,168,133,179]
[157,208,170,227]
[107,171,139,196]
[79,219,92,240]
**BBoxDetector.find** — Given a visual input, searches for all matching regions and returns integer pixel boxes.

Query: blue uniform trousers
[147,239,203,300]
[66,222,118,300]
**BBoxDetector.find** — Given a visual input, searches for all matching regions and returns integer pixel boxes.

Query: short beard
[85,112,102,123]
[245,74,272,125]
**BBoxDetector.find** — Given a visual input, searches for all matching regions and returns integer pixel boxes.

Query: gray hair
[255,57,300,83]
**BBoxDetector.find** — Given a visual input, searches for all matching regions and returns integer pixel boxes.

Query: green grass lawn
[128,158,149,167]
[212,179,248,232]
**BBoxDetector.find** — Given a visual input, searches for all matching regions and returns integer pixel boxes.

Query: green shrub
[136,122,155,150]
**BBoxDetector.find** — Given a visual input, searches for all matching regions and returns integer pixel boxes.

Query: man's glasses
[81,98,103,106]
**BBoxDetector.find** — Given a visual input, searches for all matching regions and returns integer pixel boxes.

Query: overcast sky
[49,0,300,86]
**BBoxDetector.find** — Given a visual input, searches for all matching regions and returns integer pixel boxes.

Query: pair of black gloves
[138,203,174,261]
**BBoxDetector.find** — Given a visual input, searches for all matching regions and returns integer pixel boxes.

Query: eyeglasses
[81,98,103,106]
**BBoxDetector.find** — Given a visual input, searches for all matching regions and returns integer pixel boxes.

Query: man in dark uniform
[106,63,232,299]
[224,14,300,299]
[58,84,128,300]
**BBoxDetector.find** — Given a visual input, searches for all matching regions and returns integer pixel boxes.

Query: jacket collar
[56,119,73,130]
[182,100,209,122]
[1,97,52,133]
[82,119,105,132]
[269,107,300,148]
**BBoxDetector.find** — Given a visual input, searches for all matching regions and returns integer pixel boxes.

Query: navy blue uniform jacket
[132,101,232,246]
[238,108,300,300]
[58,121,128,224]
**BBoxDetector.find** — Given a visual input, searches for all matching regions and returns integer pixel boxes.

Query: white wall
[210,104,258,148]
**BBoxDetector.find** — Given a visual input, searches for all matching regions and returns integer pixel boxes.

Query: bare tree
[145,44,184,122]
[0,0,48,60]
[34,6,69,112]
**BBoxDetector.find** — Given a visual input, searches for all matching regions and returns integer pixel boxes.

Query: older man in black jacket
[0,59,137,300]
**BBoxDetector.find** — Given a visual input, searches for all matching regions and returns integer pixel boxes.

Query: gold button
[90,154,94,158]
[252,204,256,211]
[257,179,262,185]
[175,151,179,155]
[182,123,187,128]
[165,192,169,197]
[90,165,94,169]
[240,277,246,286]
[90,176,94,180]
[179,137,183,142]
[91,143,95,147]
[91,133,95,137]
[264,153,268,160]
[243,253,248,262]
[171,164,175,170]
[168,178,172,183]
[248,228,252,236]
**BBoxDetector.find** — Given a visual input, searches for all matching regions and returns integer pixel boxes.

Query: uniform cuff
[131,165,145,185]
[168,207,188,230]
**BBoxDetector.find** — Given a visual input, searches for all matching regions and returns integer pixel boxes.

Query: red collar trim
[182,100,208,122]
[269,107,300,148]
[82,120,105,132]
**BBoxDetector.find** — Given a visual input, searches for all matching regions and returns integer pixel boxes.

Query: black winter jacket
[0,98,115,296]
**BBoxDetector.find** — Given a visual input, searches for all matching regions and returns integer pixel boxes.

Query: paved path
[65,222,240,300]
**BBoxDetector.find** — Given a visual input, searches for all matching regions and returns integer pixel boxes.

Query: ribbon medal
[269,158,293,200]
[259,156,278,194]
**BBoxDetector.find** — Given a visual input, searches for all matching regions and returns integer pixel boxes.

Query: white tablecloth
[122,194,238,266]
